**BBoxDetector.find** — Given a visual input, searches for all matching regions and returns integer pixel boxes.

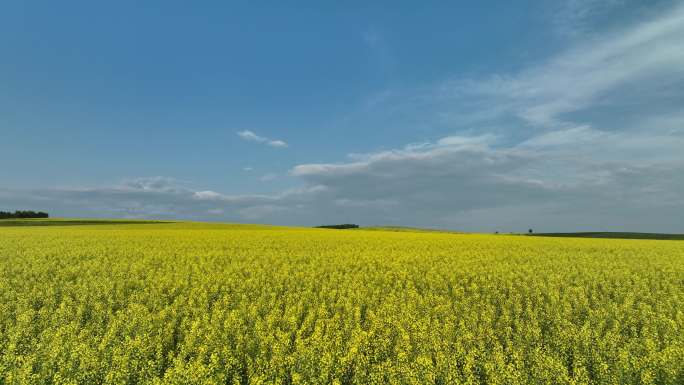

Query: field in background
[532,232,684,241]
[1,221,683,384]
[0,218,171,226]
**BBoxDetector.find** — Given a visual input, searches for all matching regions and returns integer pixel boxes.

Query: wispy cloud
[463,2,684,132]
[361,27,395,76]
[353,2,684,143]
[547,0,625,37]
[237,130,288,148]
[259,173,277,182]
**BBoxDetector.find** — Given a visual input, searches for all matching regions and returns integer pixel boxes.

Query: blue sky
[2,0,684,232]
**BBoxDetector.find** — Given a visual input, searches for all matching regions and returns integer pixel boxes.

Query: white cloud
[266,140,288,148]
[237,130,263,142]
[285,132,684,231]
[120,176,182,192]
[193,190,223,200]
[237,130,289,148]
[3,132,683,231]
[436,134,497,148]
[259,173,277,182]
[519,125,603,147]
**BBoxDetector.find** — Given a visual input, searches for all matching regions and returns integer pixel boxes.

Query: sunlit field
[1,221,683,384]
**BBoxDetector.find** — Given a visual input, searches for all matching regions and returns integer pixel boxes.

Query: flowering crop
[0,223,683,384]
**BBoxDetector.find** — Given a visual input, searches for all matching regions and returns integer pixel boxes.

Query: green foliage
[315,224,359,229]
[0,210,49,219]
[0,223,683,384]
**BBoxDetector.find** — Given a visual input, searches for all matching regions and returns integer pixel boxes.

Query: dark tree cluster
[0,210,49,219]
[315,224,360,229]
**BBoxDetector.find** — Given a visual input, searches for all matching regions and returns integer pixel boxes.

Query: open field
[1,221,683,384]
[0,218,171,227]
[532,232,684,241]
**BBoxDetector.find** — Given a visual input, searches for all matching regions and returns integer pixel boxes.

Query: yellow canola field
[0,223,683,384]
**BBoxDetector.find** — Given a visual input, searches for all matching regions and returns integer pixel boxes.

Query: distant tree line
[0,210,49,219]
[316,224,359,229]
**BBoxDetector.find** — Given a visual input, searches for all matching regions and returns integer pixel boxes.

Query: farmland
[1,221,683,384]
